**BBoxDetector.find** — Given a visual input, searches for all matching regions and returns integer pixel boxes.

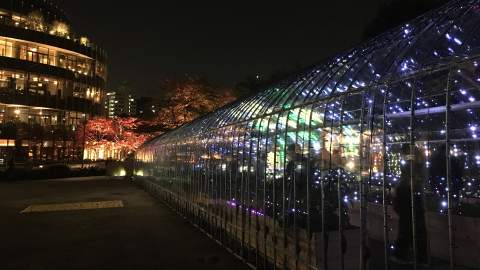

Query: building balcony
[0,56,106,89]
[0,88,102,115]
[0,18,106,62]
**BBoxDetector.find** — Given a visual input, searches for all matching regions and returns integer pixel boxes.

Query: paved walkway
[0,178,249,270]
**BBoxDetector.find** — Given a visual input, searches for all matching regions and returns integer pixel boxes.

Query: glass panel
[322,98,345,270]
[308,103,327,269]
[385,80,415,268]
[364,86,389,270]
[339,93,363,269]
[274,111,289,268]
[255,117,269,269]
[231,124,243,254]
[264,113,279,268]
[449,64,480,270]
[242,121,257,265]
[413,71,450,270]
[224,126,236,249]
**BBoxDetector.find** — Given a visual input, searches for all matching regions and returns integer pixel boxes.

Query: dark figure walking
[311,168,350,269]
[392,146,428,265]
[392,179,428,264]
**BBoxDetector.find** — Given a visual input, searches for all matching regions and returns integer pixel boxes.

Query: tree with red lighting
[78,117,153,160]
[153,75,236,131]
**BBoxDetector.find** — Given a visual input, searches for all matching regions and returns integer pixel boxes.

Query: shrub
[0,165,106,181]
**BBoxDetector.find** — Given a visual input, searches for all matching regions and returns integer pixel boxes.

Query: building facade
[136,1,480,269]
[0,0,107,166]
[105,91,137,118]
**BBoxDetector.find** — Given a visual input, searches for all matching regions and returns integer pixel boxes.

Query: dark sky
[58,1,381,97]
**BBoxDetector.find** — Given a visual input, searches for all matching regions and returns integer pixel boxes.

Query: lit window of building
[0,0,107,165]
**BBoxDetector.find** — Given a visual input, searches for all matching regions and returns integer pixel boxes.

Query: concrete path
[0,178,250,270]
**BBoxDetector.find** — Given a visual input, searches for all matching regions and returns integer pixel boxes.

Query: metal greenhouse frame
[136,1,480,269]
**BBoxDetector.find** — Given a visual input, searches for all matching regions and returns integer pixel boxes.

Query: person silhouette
[392,145,427,265]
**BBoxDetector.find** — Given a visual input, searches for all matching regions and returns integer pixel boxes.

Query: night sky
[59,1,381,97]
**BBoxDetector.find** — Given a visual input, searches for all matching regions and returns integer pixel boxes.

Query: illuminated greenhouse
[135,1,480,269]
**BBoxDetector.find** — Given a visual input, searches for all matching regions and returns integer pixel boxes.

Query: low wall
[137,177,479,270]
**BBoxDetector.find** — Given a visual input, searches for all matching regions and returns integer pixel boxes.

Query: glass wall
[0,36,107,79]
[0,69,102,103]
[135,1,480,269]
[0,104,87,164]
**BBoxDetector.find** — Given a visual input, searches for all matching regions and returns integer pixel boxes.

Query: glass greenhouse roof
[144,0,480,146]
